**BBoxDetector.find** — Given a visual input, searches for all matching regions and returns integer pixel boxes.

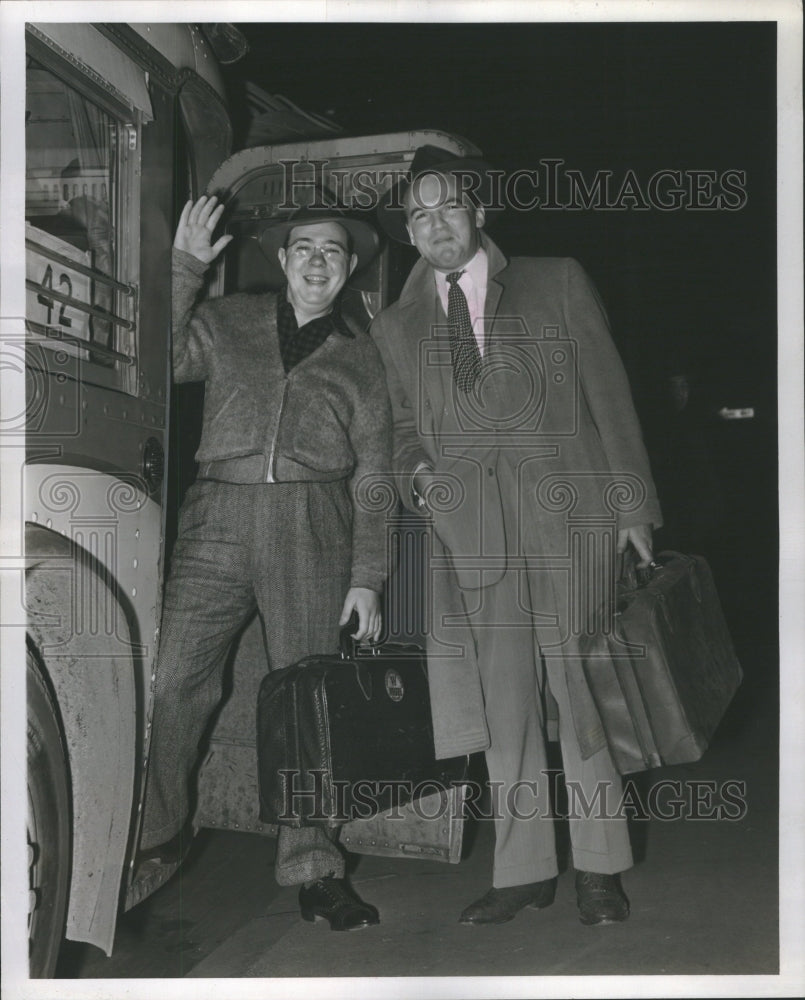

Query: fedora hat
[377,144,502,243]
[258,202,380,272]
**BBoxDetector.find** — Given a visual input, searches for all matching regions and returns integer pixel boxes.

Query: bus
[21,20,474,977]
[23,21,239,976]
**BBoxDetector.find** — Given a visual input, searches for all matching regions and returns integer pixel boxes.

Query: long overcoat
[371,234,662,759]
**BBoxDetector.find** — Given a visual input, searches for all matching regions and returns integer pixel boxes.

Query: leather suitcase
[580,551,743,774]
[256,624,468,826]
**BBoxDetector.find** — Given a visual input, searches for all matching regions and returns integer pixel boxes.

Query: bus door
[189,132,482,863]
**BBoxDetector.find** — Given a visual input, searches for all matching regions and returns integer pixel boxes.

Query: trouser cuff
[571,847,633,875]
[493,857,559,889]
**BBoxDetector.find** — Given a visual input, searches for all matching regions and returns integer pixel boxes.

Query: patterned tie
[446,271,481,392]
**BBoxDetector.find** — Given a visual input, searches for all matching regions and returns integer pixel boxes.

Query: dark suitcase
[257,622,468,826]
[580,551,743,774]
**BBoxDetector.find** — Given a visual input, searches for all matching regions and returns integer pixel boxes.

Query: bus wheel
[27,650,71,978]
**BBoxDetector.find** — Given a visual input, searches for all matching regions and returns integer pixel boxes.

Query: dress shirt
[433,246,488,356]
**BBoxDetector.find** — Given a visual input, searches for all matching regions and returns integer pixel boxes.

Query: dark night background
[214,20,778,658]
[222,21,777,397]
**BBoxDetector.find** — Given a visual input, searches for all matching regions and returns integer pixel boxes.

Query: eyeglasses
[286,240,348,261]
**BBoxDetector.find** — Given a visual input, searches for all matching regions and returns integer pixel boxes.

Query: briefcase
[256,621,468,827]
[580,551,743,774]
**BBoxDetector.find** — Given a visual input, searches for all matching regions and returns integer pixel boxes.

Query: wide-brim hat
[377,144,503,243]
[258,203,380,272]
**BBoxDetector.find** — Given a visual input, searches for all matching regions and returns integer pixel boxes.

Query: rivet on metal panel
[133,558,138,569]
[31,512,38,522]
[132,587,137,597]
[46,519,52,529]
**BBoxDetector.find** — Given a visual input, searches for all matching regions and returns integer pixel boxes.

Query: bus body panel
[28,23,154,120]
[127,23,228,102]
[24,20,232,962]
[26,522,137,957]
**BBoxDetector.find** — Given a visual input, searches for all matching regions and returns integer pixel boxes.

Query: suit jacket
[371,233,662,758]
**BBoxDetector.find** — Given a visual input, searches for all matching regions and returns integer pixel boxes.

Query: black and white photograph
[1,1,802,998]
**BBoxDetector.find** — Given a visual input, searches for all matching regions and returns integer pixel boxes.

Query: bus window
[25,55,136,379]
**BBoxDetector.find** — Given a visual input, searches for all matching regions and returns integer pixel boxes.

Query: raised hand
[173,195,233,264]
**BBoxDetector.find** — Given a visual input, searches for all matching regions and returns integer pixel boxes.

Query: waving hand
[174,195,233,264]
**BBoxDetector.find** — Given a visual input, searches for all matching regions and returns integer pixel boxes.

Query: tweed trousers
[141,478,353,885]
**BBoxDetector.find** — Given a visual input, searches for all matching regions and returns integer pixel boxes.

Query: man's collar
[399,231,508,307]
[433,246,488,289]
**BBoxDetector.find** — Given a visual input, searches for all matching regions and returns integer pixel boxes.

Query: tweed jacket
[173,249,392,592]
[371,234,662,758]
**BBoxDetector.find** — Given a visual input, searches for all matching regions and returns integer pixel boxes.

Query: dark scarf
[276,290,354,373]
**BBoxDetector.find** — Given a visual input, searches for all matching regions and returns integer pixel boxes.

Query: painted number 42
[37,264,73,327]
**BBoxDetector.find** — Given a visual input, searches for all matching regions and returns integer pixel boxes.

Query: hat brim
[377,156,503,243]
[258,213,380,272]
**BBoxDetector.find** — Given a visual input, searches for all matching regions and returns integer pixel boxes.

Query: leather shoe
[459,879,557,925]
[299,877,380,931]
[575,870,630,925]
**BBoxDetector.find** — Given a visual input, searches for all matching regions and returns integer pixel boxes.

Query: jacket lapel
[395,258,448,424]
[481,233,509,350]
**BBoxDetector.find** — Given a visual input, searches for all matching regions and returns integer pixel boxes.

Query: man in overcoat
[371,146,662,926]
[140,195,391,931]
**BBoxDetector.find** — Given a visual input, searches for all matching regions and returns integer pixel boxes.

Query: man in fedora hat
[140,194,391,930]
[372,146,661,927]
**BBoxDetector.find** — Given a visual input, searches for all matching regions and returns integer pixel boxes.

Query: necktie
[446,271,481,392]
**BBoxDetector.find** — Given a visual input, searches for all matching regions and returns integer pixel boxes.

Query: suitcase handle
[339,610,361,660]
[338,616,374,701]
[618,549,672,592]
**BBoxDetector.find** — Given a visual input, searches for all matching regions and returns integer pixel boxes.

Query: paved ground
[53,537,797,995]
[56,653,781,987]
